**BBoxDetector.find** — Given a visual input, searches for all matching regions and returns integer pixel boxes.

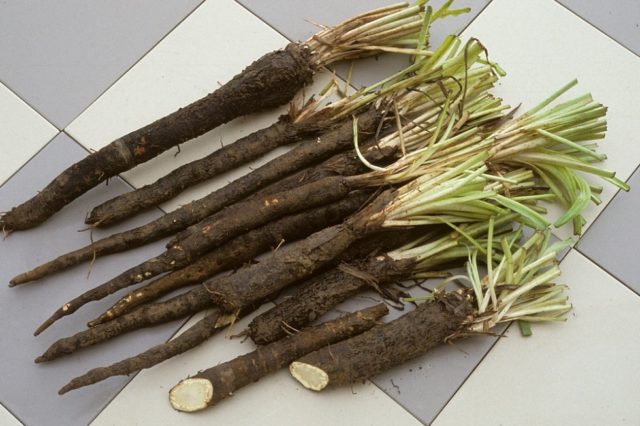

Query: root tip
[87,312,111,327]
[34,312,61,336]
[34,355,47,364]
[84,213,98,226]
[58,378,83,395]
[8,276,25,287]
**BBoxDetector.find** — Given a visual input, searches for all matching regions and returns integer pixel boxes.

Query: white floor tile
[0,83,58,186]
[433,249,640,426]
[461,0,640,239]
[0,403,22,426]
[91,307,422,426]
[65,0,333,213]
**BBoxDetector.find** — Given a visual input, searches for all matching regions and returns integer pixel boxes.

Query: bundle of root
[31,38,508,335]
[53,80,628,394]
[1,0,466,231]
[11,32,498,286]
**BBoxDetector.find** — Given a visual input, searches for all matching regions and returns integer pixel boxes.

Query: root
[2,43,315,231]
[36,287,211,362]
[58,309,226,394]
[290,293,473,390]
[169,304,387,412]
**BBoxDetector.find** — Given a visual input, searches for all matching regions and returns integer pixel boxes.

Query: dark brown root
[86,114,333,227]
[248,253,416,345]
[33,251,177,336]
[36,287,211,363]
[205,189,395,313]
[290,292,473,390]
[58,308,223,395]
[58,297,267,395]
[34,174,363,335]
[1,43,314,231]
[169,304,388,412]
[38,207,401,362]
[90,192,372,325]
[10,108,382,286]
[169,175,353,262]
[169,142,396,246]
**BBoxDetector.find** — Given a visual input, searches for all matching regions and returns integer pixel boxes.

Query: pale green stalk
[307,1,468,66]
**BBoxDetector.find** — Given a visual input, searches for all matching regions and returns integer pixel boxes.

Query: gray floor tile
[371,328,502,425]
[557,0,640,57]
[578,169,639,295]
[237,0,491,87]
[0,133,184,426]
[0,0,203,129]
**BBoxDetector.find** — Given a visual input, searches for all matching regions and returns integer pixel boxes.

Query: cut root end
[289,361,329,391]
[169,378,214,412]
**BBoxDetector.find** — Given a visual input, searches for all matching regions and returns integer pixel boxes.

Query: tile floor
[0,0,638,425]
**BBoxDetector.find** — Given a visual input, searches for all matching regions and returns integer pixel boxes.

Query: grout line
[0,131,61,191]
[0,400,27,426]
[62,0,208,133]
[457,0,494,37]
[369,380,427,425]
[430,324,510,425]
[553,0,640,60]
[576,161,640,243]
[0,77,60,131]
[233,0,298,43]
[574,246,640,299]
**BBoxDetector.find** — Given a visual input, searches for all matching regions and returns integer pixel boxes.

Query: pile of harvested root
[1,0,629,414]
